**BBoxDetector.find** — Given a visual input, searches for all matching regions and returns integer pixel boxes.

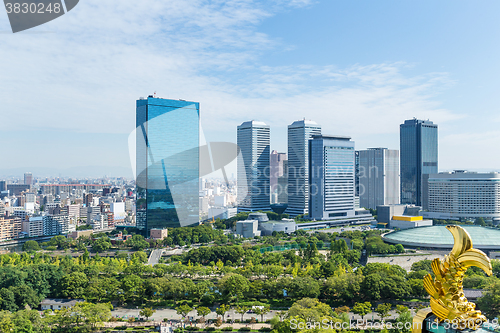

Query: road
[110,307,419,323]
[148,249,164,266]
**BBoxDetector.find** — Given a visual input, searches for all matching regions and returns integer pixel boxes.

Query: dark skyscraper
[400,119,438,206]
[136,96,199,234]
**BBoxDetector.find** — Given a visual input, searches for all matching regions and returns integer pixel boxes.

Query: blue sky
[0,0,499,178]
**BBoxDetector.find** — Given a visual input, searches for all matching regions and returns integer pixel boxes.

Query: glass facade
[309,135,356,220]
[287,120,321,216]
[136,97,199,234]
[237,121,271,212]
[400,119,438,206]
[358,148,400,209]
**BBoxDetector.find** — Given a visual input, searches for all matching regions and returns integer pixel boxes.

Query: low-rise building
[150,228,168,240]
[236,220,261,238]
[389,215,433,230]
[259,219,296,236]
[40,298,84,311]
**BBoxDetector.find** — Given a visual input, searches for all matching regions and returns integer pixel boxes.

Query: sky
[1,0,499,178]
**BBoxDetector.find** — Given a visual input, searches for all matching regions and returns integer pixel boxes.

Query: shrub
[259,328,272,332]
[235,320,240,323]
[204,328,216,331]
[239,328,252,332]
[185,326,198,331]
[221,327,234,331]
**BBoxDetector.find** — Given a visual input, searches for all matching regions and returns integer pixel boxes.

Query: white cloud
[0,0,481,172]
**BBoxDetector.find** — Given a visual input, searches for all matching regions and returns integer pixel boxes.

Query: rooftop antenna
[153,91,157,98]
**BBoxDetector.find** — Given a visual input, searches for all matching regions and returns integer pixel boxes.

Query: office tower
[309,135,356,220]
[355,151,360,196]
[136,96,199,234]
[358,148,400,209]
[400,119,438,206]
[0,180,6,192]
[237,121,271,212]
[270,150,287,204]
[24,172,33,186]
[277,160,288,204]
[427,171,500,223]
[287,120,321,216]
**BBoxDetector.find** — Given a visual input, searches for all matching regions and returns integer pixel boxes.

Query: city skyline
[1,1,500,177]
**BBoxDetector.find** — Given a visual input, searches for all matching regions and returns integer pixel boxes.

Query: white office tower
[286,120,321,216]
[309,135,356,220]
[426,171,500,223]
[358,148,400,209]
[237,121,271,212]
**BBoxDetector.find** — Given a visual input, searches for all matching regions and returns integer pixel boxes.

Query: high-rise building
[24,172,33,186]
[237,121,271,212]
[287,120,321,216]
[358,148,400,209]
[309,135,356,220]
[0,180,6,192]
[425,171,500,222]
[270,151,287,204]
[136,96,200,234]
[355,151,360,197]
[400,119,438,206]
[277,160,288,204]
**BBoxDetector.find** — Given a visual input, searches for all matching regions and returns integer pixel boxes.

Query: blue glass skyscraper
[136,96,199,234]
[400,118,438,206]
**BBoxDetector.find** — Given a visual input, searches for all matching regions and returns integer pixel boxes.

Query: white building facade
[426,171,500,222]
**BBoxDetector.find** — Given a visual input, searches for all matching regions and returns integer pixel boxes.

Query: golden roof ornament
[413,225,492,332]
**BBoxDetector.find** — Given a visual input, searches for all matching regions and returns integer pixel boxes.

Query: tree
[474,217,486,226]
[0,311,14,333]
[218,274,249,302]
[236,305,249,321]
[393,306,412,333]
[131,251,148,264]
[216,304,230,321]
[352,302,372,320]
[334,306,350,314]
[92,237,111,253]
[140,307,156,321]
[254,305,270,322]
[59,272,88,299]
[176,304,194,318]
[375,303,392,322]
[288,298,333,323]
[22,240,40,252]
[196,306,211,325]
[126,234,149,251]
[477,280,500,318]
[121,274,144,304]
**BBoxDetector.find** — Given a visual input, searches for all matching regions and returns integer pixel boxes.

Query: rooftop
[383,226,500,250]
